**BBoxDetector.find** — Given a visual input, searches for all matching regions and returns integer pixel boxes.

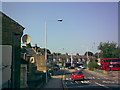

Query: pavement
[43,76,63,88]
[40,70,64,89]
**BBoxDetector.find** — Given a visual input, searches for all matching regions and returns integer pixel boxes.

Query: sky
[1,2,118,55]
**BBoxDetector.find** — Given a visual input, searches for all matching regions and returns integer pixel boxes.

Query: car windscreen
[73,72,83,75]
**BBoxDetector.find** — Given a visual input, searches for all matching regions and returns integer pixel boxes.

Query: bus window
[113,64,120,67]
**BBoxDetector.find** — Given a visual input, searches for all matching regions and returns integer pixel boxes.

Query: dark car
[68,66,75,69]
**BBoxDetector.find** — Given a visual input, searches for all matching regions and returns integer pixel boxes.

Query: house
[21,47,47,88]
[0,12,24,88]
[0,45,12,88]
[32,45,52,72]
[21,47,37,73]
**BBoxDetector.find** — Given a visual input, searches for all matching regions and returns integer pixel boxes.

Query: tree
[84,51,94,56]
[76,53,79,56]
[88,62,100,71]
[94,52,101,58]
[98,42,120,58]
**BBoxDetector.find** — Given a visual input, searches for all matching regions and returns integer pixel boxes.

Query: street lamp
[71,53,73,67]
[45,19,63,83]
[86,51,89,69]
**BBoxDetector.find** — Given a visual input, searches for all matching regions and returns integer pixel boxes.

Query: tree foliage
[94,52,99,58]
[84,51,94,56]
[98,42,120,58]
[88,62,100,71]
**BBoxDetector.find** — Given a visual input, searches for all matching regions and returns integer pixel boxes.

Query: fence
[27,71,51,88]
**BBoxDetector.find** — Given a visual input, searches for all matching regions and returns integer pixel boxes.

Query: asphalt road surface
[63,69,120,90]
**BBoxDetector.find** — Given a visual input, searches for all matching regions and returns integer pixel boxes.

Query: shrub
[88,62,100,71]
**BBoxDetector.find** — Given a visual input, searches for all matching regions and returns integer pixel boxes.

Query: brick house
[0,12,24,88]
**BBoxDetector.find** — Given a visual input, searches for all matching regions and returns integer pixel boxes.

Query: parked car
[76,67,83,71]
[68,66,75,69]
[54,67,60,71]
[79,66,85,69]
[76,66,85,71]
[71,70,84,81]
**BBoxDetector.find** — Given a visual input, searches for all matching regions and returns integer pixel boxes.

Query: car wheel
[83,78,85,81]
[72,79,75,82]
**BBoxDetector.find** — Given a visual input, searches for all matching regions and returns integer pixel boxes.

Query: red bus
[100,58,120,71]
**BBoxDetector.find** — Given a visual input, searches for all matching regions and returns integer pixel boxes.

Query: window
[103,59,120,62]
[111,59,120,62]
[73,72,83,75]
[113,64,120,67]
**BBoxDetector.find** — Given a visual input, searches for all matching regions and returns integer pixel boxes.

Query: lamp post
[86,51,89,69]
[45,19,63,83]
[71,53,73,67]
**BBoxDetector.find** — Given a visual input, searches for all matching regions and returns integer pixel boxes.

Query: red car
[71,70,84,81]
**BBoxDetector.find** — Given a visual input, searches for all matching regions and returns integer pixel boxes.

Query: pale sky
[2,2,118,55]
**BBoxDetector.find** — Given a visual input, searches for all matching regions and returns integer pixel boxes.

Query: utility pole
[45,19,63,83]
[86,51,89,69]
[71,53,73,67]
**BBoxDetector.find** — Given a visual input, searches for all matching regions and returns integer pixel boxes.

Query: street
[62,69,120,89]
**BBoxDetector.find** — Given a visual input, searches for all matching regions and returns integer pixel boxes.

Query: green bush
[88,62,100,71]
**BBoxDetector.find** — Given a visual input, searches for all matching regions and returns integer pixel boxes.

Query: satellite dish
[22,34,32,44]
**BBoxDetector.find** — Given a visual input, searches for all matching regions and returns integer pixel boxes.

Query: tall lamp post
[45,19,63,83]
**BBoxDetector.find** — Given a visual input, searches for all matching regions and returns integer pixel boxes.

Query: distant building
[32,45,52,72]
[0,12,24,88]
[35,55,46,72]
[52,53,96,68]
[21,46,47,88]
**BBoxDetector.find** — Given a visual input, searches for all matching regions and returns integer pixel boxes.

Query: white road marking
[71,82,74,84]
[81,81,84,83]
[95,82,110,88]
[103,81,107,83]
[105,78,109,80]
[89,77,92,79]
[103,81,116,84]
[86,81,90,83]
[97,78,100,79]
[88,77,95,79]
[66,78,68,80]
[93,77,95,79]
[114,80,119,83]
[87,77,91,79]
[75,81,78,84]
[81,80,90,83]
